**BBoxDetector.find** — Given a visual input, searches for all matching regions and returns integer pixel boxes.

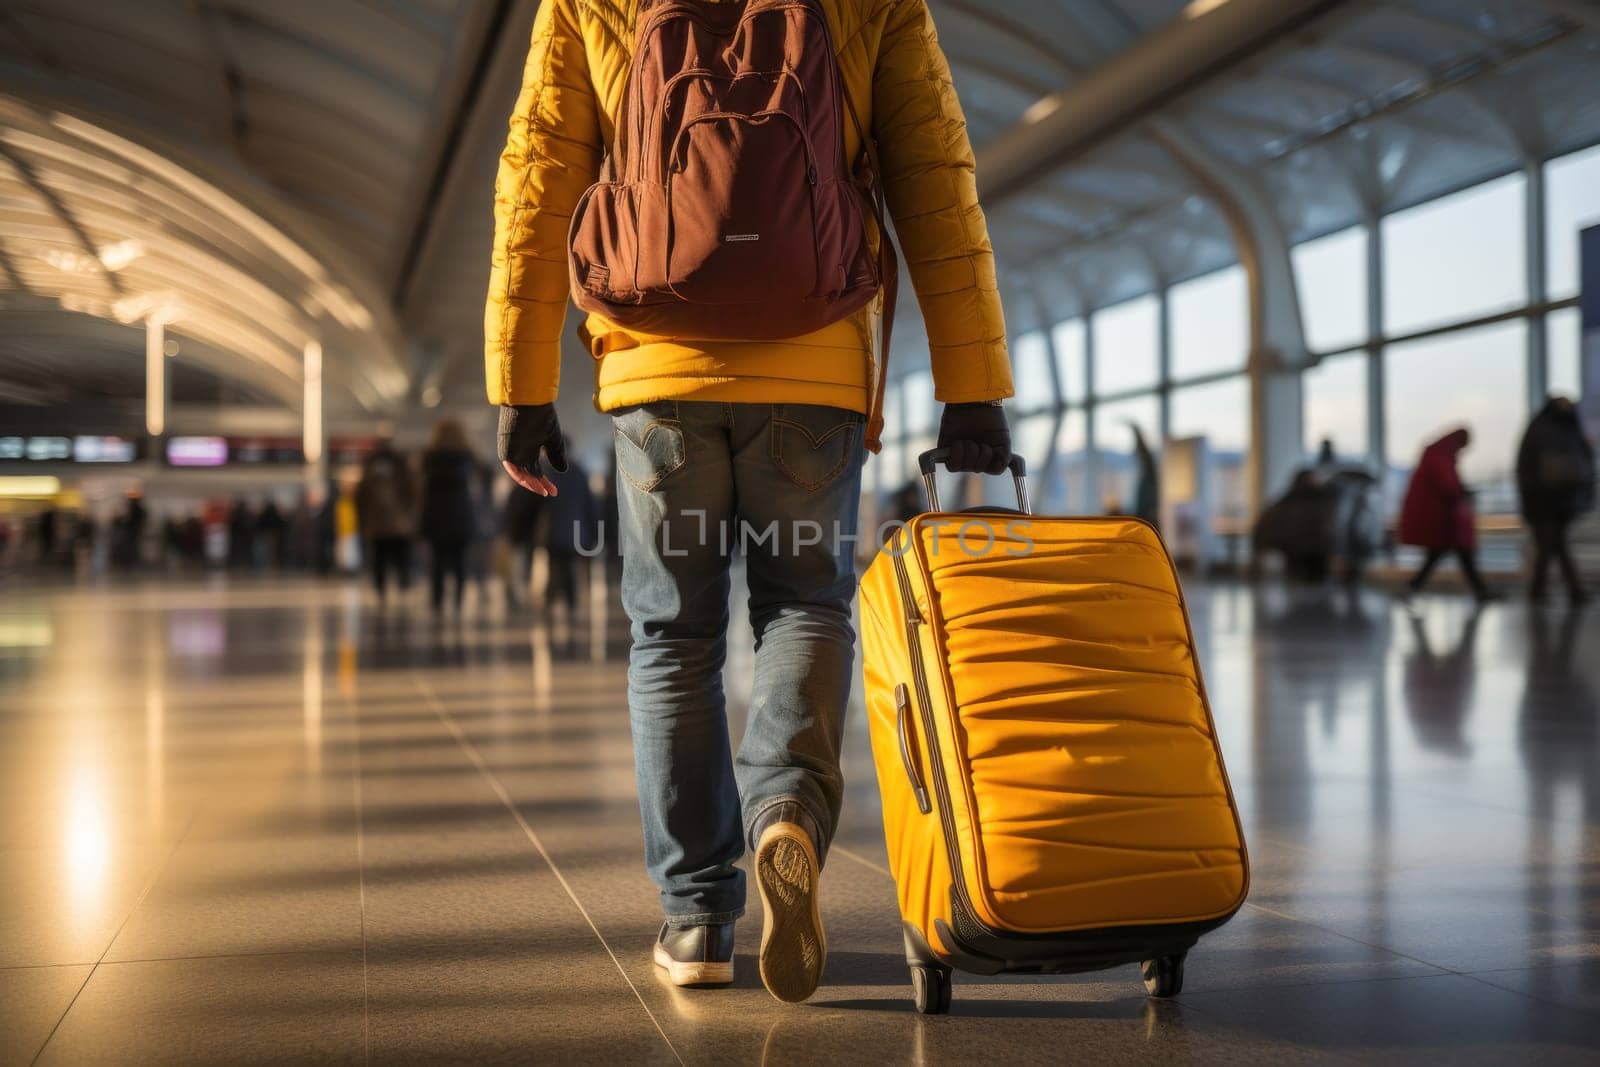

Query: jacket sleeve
[484,0,604,406]
[871,0,1012,404]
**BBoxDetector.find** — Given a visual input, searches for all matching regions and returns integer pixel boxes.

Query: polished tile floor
[1,572,1597,1064]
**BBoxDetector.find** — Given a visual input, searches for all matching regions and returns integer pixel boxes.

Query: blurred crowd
[0,417,619,619]
[1254,395,1594,605]
[352,418,614,618]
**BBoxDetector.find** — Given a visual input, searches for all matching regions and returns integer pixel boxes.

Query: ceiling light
[164,338,180,358]
[43,249,97,274]
[98,239,144,271]
[1022,96,1062,125]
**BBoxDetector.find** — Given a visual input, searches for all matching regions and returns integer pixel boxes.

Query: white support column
[1366,216,1386,467]
[145,315,168,439]
[1526,156,1548,412]
[303,340,325,485]
[1156,128,1306,516]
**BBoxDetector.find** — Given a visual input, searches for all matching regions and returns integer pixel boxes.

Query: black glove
[937,401,1011,475]
[497,404,568,474]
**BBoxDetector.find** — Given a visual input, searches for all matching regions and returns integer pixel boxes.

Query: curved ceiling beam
[975,0,1356,205]
[0,91,412,411]
[0,140,120,295]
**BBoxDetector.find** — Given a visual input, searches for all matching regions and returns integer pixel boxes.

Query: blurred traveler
[1516,396,1594,605]
[501,484,544,609]
[488,0,1013,1000]
[1399,429,1497,603]
[419,419,480,616]
[37,507,58,566]
[228,497,256,570]
[356,440,417,602]
[1130,423,1159,527]
[543,438,597,615]
[113,492,147,569]
[468,463,500,608]
[256,499,288,569]
[285,492,315,570]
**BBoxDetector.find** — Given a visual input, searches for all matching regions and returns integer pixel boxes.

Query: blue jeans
[613,400,865,925]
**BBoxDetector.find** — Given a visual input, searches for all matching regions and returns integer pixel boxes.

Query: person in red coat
[1399,428,1497,602]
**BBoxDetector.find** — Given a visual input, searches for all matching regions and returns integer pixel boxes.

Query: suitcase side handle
[893,683,932,815]
[916,448,1030,514]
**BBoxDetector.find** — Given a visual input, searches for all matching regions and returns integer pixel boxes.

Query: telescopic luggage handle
[916,448,1030,514]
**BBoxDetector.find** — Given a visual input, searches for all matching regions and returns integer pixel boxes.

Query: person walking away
[467,462,501,609]
[227,497,256,571]
[501,484,545,610]
[1516,396,1594,604]
[543,438,598,618]
[488,0,1014,1002]
[419,419,480,617]
[255,499,288,569]
[355,439,416,603]
[1399,428,1497,602]
[1130,423,1160,527]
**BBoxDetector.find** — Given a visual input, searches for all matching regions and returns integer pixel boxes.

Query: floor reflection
[1,575,1597,1061]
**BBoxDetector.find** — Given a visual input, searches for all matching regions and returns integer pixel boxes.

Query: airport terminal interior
[2,0,1600,1062]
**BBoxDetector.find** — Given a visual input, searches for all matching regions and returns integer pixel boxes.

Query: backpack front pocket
[665,111,819,305]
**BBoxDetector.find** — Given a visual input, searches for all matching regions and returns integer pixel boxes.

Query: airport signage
[0,435,141,463]
[165,436,229,468]
[73,436,140,463]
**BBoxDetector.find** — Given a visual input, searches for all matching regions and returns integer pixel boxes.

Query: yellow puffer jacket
[485,0,1013,415]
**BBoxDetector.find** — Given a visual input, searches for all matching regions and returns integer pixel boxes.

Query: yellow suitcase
[859,449,1248,1013]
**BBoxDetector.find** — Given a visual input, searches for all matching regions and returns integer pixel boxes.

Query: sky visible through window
[878,148,1600,509]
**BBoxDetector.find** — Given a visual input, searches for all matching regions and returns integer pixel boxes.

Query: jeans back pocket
[614,402,686,493]
[771,404,862,493]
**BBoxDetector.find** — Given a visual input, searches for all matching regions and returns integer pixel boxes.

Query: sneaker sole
[652,943,733,987]
[756,823,825,1003]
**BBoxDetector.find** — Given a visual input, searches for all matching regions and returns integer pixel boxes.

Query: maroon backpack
[568,0,896,449]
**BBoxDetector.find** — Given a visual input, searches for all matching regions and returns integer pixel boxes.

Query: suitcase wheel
[910,964,952,1015]
[1141,953,1186,998]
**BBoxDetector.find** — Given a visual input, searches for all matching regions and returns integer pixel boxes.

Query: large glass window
[1385,321,1526,501]
[1051,408,1087,514]
[1383,173,1526,336]
[1545,143,1600,301]
[1169,266,1247,380]
[1169,376,1249,455]
[1091,296,1159,396]
[1014,412,1056,472]
[1293,226,1369,353]
[1303,353,1369,461]
[1169,376,1250,522]
[902,371,935,435]
[1093,394,1159,514]
[1010,331,1054,411]
[1051,318,1086,402]
[1546,307,1582,400]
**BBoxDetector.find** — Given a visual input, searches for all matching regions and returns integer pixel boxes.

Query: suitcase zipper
[890,533,987,931]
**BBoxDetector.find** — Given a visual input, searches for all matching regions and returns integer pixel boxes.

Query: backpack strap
[840,80,897,456]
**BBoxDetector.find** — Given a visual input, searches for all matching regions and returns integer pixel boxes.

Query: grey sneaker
[754,820,826,1003]
[652,921,735,987]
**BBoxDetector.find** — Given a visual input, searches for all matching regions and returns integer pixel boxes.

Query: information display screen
[24,437,71,461]
[73,436,139,463]
[166,436,229,467]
